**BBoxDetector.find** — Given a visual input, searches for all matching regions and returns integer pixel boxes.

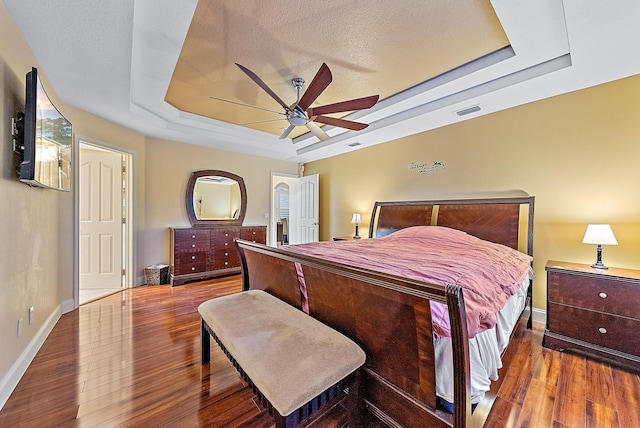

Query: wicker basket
[144,264,169,285]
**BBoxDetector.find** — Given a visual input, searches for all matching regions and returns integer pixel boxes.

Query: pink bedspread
[287,226,533,339]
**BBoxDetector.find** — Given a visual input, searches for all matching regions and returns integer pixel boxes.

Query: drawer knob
[252,231,256,235]
[191,235,196,239]
[599,292,607,299]
[225,243,228,246]
[191,244,196,248]
[191,255,196,260]
[224,262,228,266]
[225,233,229,237]
[191,267,196,271]
[599,327,607,334]
[224,252,228,256]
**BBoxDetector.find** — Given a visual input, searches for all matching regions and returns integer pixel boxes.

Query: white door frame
[73,136,134,309]
[297,174,319,244]
[270,172,319,245]
[270,172,298,246]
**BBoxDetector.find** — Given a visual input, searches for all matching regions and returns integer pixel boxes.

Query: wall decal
[406,161,446,174]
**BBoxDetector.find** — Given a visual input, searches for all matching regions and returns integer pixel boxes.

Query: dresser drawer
[173,229,210,252]
[548,271,640,319]
[241,226,266,243]
[173,229,210,242]
[173,261,209,275]
[548,303,640,356]
[211,228,241,248]
[174,251,209,266]
[212,249,240,270]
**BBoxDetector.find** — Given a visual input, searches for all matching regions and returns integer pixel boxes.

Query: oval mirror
[186,170,247,227]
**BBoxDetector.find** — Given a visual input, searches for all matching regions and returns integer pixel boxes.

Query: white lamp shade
[351,213,362,225]
[582,224,618,245]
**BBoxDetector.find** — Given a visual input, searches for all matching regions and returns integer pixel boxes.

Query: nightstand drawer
[548,271,640,319]
[548,303,640,356]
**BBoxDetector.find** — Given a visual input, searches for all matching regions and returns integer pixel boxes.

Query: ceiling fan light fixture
[287,109,308,126]
[234,62,379,140]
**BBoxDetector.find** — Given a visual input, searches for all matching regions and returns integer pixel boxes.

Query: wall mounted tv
[17,67,72,191]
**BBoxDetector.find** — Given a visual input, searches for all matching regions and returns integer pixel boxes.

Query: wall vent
[455,105,481,116]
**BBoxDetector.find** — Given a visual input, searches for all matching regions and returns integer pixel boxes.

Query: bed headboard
[369,196,535,256]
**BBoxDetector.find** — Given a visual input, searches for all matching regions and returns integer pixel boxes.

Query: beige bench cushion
[198,290,366,416]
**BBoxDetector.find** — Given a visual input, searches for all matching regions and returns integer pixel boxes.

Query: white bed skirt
[434,273,531,404]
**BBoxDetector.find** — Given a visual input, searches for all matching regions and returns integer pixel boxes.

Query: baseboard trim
[532,307,546,325]
[0,305,62,410]
[61,298,75,314]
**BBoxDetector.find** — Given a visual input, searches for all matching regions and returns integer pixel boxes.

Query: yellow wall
[305,74,640,310]
[0,1,150,396]
[0,2,299,405]
[0,2,67,391]
[143,137,298,270]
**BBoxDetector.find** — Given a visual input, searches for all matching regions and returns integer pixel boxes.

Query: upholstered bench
[198,290,366,428]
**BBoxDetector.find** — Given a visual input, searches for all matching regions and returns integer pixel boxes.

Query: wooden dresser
[169,226,266,286]
[543,260,640,370]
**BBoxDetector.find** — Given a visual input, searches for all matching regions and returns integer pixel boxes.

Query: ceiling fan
[213,63,379,141]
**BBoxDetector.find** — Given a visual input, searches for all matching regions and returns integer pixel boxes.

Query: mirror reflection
[193,176,241,220]
[185,170,247,227]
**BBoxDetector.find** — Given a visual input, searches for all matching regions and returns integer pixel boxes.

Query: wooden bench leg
[346,369,364,428]
[273,413,287,428]
[201,318,210,364]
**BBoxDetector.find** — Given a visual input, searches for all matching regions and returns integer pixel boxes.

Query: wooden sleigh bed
[235,196,535,427]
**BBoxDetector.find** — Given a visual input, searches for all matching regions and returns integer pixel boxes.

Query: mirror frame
[186,170,247,227]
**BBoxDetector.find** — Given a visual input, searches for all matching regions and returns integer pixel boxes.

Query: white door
[79,150,123,289]
[298,174,319,243]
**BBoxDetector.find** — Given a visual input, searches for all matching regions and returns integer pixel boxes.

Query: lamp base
[591,244,608,269]
[353,224,360,240]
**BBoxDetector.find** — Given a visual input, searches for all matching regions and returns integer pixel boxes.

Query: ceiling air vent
[455,105,481,116]
[347,142,362,147]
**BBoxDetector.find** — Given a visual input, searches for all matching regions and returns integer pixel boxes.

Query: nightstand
[543,260,640,370]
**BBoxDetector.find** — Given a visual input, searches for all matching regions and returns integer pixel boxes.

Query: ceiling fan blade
[307,94,379,116]
[235,63,290,110]
[312,115,369,131]
[297,63,332,112]
[306,121,330,141]
[209,96,285,115]
[279,124,295,139]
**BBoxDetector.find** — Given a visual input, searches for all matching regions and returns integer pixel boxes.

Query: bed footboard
[236,239,484,427]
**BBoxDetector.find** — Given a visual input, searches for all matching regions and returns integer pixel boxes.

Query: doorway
[270,173,319,245]
[77,140,132,305]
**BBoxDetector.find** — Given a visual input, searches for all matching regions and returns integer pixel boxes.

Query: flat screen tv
[18,67,72,191]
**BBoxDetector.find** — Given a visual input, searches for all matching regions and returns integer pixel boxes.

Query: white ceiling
[4,0,640,163]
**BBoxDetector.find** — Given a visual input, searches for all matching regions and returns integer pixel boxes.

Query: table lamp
[582,224,618,269]
[351,213,362,239]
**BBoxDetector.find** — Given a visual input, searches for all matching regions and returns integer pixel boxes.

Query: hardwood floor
[1,275,639,427]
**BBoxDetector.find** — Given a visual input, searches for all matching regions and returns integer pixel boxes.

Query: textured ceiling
[166,0,509,139]
[4,0,640,162]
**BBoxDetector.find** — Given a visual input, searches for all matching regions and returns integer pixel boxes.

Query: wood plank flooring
[1,275,638,427]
